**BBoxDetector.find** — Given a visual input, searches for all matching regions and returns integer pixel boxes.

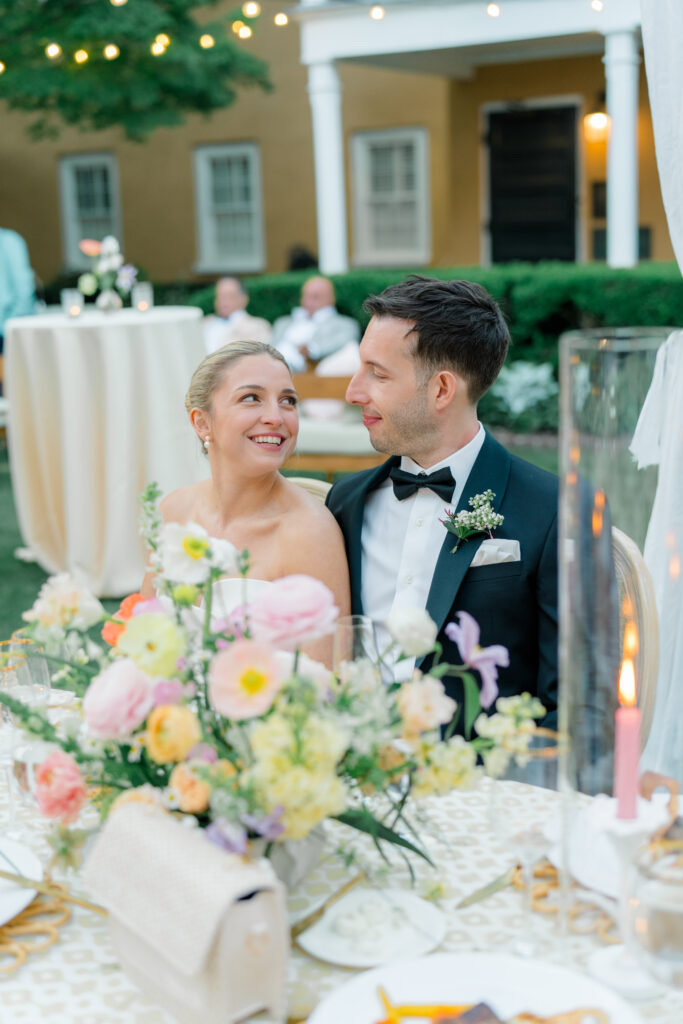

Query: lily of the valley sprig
[441,489,504,553]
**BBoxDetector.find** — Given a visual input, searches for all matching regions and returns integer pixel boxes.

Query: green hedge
[45,261,683,365]
[175,261,683,366]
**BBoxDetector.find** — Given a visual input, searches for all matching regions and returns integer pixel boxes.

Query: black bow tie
[389,465,455,502]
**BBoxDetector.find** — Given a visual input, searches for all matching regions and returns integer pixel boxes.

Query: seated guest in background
[0,227,36,355]
[326,276,560,728]
[271,276,359,374]
[203,276,271,354]
[141,340,350,667]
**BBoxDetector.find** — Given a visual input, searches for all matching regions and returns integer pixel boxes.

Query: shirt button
[406,575,413,584]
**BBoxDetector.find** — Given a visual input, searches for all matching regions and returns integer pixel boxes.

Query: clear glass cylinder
[558,327,667,797]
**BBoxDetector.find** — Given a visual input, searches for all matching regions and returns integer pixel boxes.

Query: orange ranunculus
[146,705,201,764]
[79,238,102,257]
[169,762,211,813]
[102,592,146,646]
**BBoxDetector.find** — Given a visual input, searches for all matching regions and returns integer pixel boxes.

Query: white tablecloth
[5,308,209,596]
[2,779,683,1023]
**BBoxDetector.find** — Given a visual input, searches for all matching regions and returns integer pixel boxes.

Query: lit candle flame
[623,620,638,658]
[618,657,636,707]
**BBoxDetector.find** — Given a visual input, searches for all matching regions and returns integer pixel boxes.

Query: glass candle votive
[132,281,154,312]
[61,288,84,317]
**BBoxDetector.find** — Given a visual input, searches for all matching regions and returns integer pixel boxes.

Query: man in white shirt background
[326,276,560,730]
[203,276,272,355]
[270,276,359,374]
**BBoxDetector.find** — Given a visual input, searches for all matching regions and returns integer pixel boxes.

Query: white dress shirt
[361,424,486,681]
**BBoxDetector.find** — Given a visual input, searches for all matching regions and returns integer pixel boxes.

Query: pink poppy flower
[35,751,88,825]
[444,611,509,709]
[208,640,285,720]
[78,238,102,257]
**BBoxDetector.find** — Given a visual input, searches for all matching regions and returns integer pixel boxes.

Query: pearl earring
[203,436,211,451]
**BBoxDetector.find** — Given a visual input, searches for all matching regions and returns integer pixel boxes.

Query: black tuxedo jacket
[326,431,559,728]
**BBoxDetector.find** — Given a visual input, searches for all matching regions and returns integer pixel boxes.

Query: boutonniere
[440,489,504,554]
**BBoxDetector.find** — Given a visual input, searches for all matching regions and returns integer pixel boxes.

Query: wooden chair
[612,526,659,746]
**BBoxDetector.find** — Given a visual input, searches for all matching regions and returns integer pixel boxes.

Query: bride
[142,340,350,666]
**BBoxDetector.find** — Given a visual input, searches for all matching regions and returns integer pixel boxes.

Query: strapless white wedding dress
[210,577,272,618]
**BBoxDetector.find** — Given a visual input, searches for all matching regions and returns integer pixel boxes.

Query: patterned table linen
[2,779,682,1024]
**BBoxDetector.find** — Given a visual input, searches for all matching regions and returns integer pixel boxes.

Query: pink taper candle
[614,657,641,819]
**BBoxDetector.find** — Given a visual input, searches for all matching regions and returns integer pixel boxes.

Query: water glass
[628,839,683,990]
[333,614,381,685]
[0,650,32,837]
[490,729,560,956]
[9,631,51,705]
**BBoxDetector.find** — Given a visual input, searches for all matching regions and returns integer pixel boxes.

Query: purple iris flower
[444,610,509,709]
[242,806,285,842]
[205,819,248,855]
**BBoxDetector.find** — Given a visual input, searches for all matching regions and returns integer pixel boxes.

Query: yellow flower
[412,736,481,798]
[118,613,186,677]
[251,763,347,840]
[169,761,211,813]
[111,784,161,814]
[146,705,201,764]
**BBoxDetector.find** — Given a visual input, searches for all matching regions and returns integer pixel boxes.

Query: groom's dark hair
[363,275,510,403]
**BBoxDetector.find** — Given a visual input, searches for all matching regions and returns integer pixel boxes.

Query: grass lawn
[0,435,559,641]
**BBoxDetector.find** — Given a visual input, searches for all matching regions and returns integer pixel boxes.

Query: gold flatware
[455,864,518,909]
[290,871,365,940]
[0,868,107,916]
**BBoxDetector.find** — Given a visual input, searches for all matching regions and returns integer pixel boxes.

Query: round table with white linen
[2,778,682,1024]
[5,307,209,597]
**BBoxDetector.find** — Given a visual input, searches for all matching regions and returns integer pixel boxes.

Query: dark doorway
[487,105,577,262]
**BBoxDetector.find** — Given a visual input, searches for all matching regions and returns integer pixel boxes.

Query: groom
[326,276,559,727]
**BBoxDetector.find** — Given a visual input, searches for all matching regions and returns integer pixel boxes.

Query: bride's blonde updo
[186,340,291,454]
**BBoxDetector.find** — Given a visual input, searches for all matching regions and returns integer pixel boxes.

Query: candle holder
[558,329,667,799]
[586,793,669,998]
[60,288,83,318]
[132,281,154,312]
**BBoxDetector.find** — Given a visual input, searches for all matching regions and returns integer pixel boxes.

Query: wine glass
[333,615,381,685]
[10,629,51,705]
[489,728,560,956]
[0,649,33,838]
[627,839,683,990]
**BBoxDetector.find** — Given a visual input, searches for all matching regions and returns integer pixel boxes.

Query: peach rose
[35,751,88,825]
[248,575,338,650]
[82,659,154,740]
[78,238,102,257]
[397,673,457,737]
[169,762,211,814]
[208,640,284,720]
[146,705,201,763]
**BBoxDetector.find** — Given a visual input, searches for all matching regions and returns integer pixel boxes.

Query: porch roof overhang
[294,0,642,71]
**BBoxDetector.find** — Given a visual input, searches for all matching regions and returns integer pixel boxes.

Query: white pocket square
[469,538,521,568]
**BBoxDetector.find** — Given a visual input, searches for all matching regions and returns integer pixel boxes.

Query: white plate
[307,951,642,1024]
[296,888,446,968]
[0,837,43,927]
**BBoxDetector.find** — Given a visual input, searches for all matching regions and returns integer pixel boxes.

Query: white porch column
[307,61,348,275]
[603,30,641,267]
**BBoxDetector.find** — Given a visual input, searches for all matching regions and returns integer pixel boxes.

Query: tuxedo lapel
[339,457,398,614]
[423,432,512,644]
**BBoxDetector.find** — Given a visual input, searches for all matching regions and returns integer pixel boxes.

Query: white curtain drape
[634,2,683,782]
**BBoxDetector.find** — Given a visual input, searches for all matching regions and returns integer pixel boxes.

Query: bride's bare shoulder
[159,481,210,524]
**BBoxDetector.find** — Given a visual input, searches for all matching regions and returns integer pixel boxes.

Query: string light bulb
[242,1,260,15]
[232,20,245,33]
[199,34,215,48]
[151,41,166,56]
[486,3,501,16]
[74,49,89,64]
[103,44,120,60]
[274,12,288,26]
[155,34,170,46]
[0,62,5,74]
[369,5,385,19]
[238,24,252,39]
[591,0,604,10]
[109,0,128,6]
[45,42,62,59]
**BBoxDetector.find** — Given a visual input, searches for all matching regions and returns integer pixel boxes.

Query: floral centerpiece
[0,485,544,873]
[77,236,138,312]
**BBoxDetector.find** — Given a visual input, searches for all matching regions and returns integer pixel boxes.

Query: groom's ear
[432,369,460,410]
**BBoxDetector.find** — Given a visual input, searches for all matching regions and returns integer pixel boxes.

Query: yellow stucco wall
[0,4,672,284]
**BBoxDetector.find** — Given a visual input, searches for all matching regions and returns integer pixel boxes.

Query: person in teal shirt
[0,227,36,354]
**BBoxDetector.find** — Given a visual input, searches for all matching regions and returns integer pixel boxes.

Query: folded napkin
[84,804,288,1024]
[470,538,521,568]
